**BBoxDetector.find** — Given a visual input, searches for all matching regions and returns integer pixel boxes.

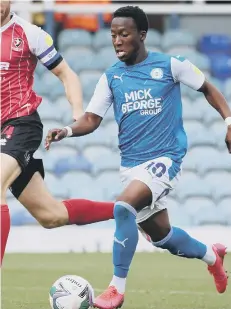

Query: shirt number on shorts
[145,161,167,178]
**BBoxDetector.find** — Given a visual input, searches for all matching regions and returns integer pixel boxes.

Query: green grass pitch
[2,253,230,309]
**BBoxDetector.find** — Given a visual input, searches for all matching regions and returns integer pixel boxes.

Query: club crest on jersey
[13,38,23,51]
[150,68,163,80]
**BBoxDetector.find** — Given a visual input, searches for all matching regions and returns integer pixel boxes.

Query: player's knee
[114,202,135,219]
[149,226,171,243]
[37,206,68,229]
[0,183,8,204]
[38,216,63,229]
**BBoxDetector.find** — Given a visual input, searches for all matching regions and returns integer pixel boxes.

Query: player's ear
[140,31,147,42]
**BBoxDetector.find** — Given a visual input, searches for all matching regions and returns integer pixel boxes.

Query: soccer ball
[49,275,94,309]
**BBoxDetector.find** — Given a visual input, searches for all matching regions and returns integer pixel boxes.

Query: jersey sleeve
[171,56,205,90]
[36,30,63,70]
[85,73,113,118]
[23,22,63,70]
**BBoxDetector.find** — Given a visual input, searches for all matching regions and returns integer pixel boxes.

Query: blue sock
[113,201,138,278]
[153,226,207,259]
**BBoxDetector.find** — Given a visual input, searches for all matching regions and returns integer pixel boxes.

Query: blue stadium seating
[210,55,231,80]
[199,34,231,56]
[63,49,96,73]
[162,29,196,53]
[93,29,113,50]
[80,71,102,102]
[224,78,231,99]
[58,29,92,51]
[145,29,162,51]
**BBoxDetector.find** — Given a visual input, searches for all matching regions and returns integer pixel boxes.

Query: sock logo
[177,250,184,256]
[114,236,128,248]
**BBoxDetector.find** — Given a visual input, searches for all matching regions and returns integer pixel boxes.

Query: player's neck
[126,48,148,66]
[1,13,11,28]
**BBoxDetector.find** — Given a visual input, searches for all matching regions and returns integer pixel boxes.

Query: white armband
[225,117,231,127]
[64,126,73,137]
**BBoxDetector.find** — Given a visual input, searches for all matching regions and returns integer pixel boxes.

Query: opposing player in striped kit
[0,0,114,266]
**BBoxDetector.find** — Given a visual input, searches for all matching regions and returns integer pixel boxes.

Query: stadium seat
[83,146,113,166]
[181,154,197,172]
[33,148,44,160]
[80,71,102,102]
[61,172,101,200]
[188,147,229,175]
[40,71,63,98]
[175,172,212,201]
[183,197,217,226]
[76,127,111,150]
[183,121,215,148]
[204,171,231,201]
[94,151,120,173]
[33,73,44,95]
[193,202,224,226]
[218,199,231,225]
[55,153,92,176]
[210,55,231,80]
[44,172,69,198]
[93,29,113,50]
[182,97,203,121]
[199,34,231,56]
[224,78,231,99]
[145,29,161,50]
[8,197,37,226]
[167,198,192,226]
[97,47,118,68]
[42,151,58,172]
[43,144,78,172]
[38,98,63,122]
[35,62,46,76]
[162,29,196,53]
[58,29,92,51]
[63,49,95,73]
[210,121,227,150]
[104,121,119,147]
[97,171,123,201]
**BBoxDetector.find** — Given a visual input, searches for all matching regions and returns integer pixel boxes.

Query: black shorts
[1,111,45,198]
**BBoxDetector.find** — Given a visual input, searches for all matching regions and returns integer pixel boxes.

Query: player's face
[0,0,11,24]
[111,17,146,64]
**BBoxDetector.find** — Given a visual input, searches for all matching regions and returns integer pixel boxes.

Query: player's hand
[45,128,67,150]
[225,126,231,153]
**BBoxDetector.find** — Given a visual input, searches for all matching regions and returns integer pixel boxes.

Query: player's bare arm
[198,80,231,153]
[45,112,102,150]
[51,59,84,120]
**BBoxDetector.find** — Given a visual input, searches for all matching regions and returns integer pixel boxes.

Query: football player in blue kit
[46,6,231,309]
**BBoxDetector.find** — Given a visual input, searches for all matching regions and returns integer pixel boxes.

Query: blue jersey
[86,51,205,168]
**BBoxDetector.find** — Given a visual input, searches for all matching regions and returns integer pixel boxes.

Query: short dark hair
[113,6,149,33]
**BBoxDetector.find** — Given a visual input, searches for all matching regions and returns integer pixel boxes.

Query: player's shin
[152,226,216,265]
[111,201,138,294]
[1,205,10,265]
[62,199,114,225]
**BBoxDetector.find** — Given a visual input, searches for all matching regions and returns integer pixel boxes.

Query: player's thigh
[0,153,21,192]
[116,179,152,211]
[18,171,68,228]
[138,209,171,242]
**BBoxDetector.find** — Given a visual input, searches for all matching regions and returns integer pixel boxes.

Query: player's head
[0,0,11,25]
[111,6,148,64]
